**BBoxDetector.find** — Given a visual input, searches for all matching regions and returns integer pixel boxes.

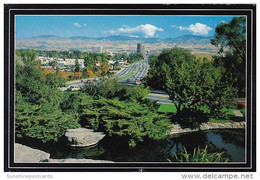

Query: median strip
[117,68,137,81]
[148,93,169,98]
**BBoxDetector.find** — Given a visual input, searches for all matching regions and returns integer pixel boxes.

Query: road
[62,58,172,104]
[116,57,149,83]
[116,57,172,104]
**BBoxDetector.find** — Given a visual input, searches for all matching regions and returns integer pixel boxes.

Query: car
[67,85,80,91]
[235,98,246,108]
[86,79,94,84]
[135,78,141,85]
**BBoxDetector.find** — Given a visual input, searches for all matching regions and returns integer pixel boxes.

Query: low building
[65,58,76,64]
[113,59,127,66]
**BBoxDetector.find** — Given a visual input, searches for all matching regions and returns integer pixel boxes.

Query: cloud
[128,34,139,38]
[73,22,82,28]
[83,24,87,27]
[175,23,213,35]
[108,24,163,38]
[219,20,228,24]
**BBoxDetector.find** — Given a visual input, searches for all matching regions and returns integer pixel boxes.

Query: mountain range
[29,34,213,44]
[16,34,217,54]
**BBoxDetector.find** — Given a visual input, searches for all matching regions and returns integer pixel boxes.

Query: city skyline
[15,15,236,39]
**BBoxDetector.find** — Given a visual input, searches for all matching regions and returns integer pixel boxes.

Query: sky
[15,15,237,39]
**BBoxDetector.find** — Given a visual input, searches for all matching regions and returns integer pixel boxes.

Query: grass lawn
[158,104,244,123]
[222,108,235,116]
[158,104,177,113]
[208,118,234,123]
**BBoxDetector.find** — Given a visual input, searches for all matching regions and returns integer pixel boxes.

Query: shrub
[175,109,208,129]
[15,91,80,143]
[175,145,229,162]
[78,96,171,147]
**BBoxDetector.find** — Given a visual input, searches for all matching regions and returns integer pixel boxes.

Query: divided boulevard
[64,57,172,105]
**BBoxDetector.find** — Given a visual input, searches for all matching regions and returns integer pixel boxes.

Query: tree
[147,47,236,120]
[84,55,94,68]
[211,17,246,97]
[87,70,94,77]
[114,61,120,69]
[49,61,57,68]
[20,49,39,65]
[15,52,79,143]
[74,59,80,72]
[82,79,150,103]
[99,62,110,75]
[127,53,143,64]
[74,72,82,79]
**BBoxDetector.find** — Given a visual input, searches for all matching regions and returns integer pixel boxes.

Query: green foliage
[147,47,237,121]
[74,59,80,72]
[15,52,78,143]
[175,145,229,162]
[16,63,64,105]
[78,96,171,147]
[45,72,66,88]
[114,53,143,64]
[82,79,150,103]
[66,80,170,148]
[211,17,246,96]
[175,109,208,129]
[127,53,144,64]
[15,91,80,143]
[20,49,39,65]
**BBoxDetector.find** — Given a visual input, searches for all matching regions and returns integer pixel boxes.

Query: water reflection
[18,129,245,162]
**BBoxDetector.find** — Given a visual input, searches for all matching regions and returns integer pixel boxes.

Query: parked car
[67,85,80,91]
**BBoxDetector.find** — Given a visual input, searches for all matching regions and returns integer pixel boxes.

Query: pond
[34,129,245,162]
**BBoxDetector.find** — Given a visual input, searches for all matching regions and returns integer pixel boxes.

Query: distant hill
[16,34,217,54]
[25,34,213,44]
[96,35,138,41]
[165,35,213,45]
[32,35,61,39]
[69,36,94,40]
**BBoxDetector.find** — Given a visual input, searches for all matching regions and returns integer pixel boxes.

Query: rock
[14,143,113,163]
[200,123,209,130]
[233,110,244,117]
[65,128,106,147]
[14,143,50,163]
[240,121,246,128]
[168,121,246,136]
[218,123,226,128]
[225,123,233,128]
[47,158,114,163]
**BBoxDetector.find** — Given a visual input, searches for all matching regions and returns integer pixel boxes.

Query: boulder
[14,143,50,163]
[233,110,244,117]
[65,128,106,147]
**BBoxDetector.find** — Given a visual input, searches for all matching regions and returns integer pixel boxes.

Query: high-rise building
[100,46,103,53]
[137,43,145,56]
